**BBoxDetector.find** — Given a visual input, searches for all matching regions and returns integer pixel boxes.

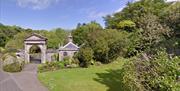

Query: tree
[5,32,29,50]
[72,21,103,45]
[163,2,180,34]
[0,24,24,47]
[55,28,68,45]
[76,46,94,67]
[117,20,136,32]
[86,30,109,63]
[84,29,130,63]
[0,25,24,38]
[121,51,180,91]
[30,28,68,49]
[138,13,171,49]
[104,0,169,29]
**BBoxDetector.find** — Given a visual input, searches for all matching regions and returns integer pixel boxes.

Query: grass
[38,58,126,91]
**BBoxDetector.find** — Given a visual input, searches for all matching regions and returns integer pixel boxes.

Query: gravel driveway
[0,63,48,91]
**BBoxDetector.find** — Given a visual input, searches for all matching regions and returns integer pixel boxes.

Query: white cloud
[17,0,59,10]
[81,8,109,19]
[88,11,108,18]
[134,0,179,2]
[115,5,126,13]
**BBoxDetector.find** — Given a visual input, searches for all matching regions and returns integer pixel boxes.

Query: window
[63,52,68,56]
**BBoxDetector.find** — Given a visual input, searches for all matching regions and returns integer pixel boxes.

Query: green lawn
[38,59,126,91]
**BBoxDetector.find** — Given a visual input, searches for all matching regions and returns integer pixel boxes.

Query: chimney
[68,33,73,42]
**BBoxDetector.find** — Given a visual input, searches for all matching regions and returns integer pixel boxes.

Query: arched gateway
[24,33,47,63]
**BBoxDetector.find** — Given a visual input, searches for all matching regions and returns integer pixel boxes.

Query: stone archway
[29,45,42,63]
[24,33,47,63]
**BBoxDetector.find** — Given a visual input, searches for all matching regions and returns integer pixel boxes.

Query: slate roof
[59,42,79,51]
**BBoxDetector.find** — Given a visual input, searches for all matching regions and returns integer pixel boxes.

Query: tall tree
[72,21,103,45]
[105,0,169,29]
[163,2,180,34]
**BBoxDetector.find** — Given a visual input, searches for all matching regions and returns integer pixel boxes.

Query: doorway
[29,45,41,64]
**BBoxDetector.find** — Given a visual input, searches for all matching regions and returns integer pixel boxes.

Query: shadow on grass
[94,69,125,91]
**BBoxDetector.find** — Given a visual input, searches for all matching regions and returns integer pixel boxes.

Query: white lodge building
[16,33,79,63]
[59,34,79,61]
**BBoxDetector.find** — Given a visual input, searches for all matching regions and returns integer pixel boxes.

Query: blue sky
[0,0,137,30]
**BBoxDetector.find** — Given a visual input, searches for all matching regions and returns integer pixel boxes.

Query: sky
[0,0,178,30]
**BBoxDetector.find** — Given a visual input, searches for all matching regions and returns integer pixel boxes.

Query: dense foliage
[38,59,79,72]
[102,0,180,91]
[0,0,179,90]
[0,24,23,47]
[3,61,25,72]
[76,46,94,67]
[0,24,68,50]
[71,0,180,90]
[121,51,180,91]
[1,53,25,72]
[72,21,103,45]
[38,61,65,73]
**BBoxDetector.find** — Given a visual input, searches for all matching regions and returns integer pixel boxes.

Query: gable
[26,35,43,40]
[64,42,79,49]
[25,33,47,41]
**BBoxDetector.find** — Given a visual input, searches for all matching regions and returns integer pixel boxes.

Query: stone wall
[46,53,56,62]
[59,51,77,61]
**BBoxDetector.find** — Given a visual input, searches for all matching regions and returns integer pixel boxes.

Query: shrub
[63,56,72,66]
[3,61,24,72]
[121,51,180,91]
[76,47,94,67]
[38,61,65,73]
[71,57,80,65]
[58,62,65,68]
[1,53,16,61]
[0,47,5,53]
[38,60,80,73]
[2,53,25,72]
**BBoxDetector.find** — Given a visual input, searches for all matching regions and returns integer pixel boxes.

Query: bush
[58,62,65,68]
[1,53,16,61]
[121,51,180,91]
[63,56,72,66]
[2,53,25,72]
[0,47,5,53]
[38,60,80,73]
[38,61,78,72]
[3,61,24,72]
[38,61,65,73]
[71,57,80,65]
[76,47,94,67]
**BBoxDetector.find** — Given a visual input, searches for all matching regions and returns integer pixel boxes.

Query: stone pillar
[39,44,46,63]
[59,52,61,61]
[43,44,46,63]
[24,44,31,63]
[59,51,64,61]
[24,44,28,63]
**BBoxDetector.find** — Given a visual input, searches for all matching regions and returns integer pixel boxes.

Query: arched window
[63,52,68,56]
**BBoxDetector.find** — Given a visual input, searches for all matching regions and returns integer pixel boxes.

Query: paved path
[0,63,48,91]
